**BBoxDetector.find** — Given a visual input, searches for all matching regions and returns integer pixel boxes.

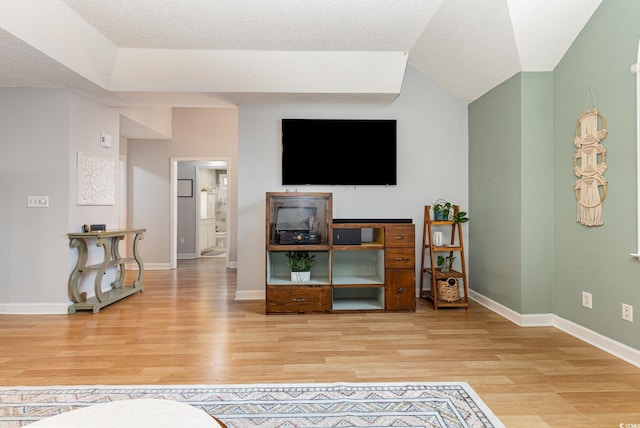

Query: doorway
[170,157,231,270]
[197,164,228,259]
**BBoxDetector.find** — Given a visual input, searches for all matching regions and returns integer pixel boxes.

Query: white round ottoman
[27,398,226,427]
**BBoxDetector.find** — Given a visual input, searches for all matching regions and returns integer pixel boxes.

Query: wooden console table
[67,228,146,314]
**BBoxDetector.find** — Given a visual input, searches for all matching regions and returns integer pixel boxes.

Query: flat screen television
[281,119,397,185]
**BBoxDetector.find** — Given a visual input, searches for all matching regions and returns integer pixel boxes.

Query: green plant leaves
[285,251,316,272]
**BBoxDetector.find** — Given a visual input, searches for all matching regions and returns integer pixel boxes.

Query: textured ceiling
[0,0,603,107]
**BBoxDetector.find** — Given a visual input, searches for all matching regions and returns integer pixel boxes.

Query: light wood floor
[1,258,639,427]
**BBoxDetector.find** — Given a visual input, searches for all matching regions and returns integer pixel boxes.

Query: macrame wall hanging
[574,89,607,226]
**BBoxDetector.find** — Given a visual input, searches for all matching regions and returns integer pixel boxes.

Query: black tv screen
[282,119,397,185]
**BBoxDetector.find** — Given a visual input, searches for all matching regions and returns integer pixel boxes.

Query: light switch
[27,195,49,208]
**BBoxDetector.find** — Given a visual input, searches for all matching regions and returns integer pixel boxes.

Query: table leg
[111,235,125,289]
[93,236,111,303]
[132,231,145,288]
[68,238,88,304]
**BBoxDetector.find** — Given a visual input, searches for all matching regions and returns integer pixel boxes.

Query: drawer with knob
[384,226,415,248]
[266,285,331,313]
[385,248,415,269]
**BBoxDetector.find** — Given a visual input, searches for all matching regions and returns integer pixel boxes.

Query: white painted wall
[68,92,121,232]
[236,65,469,299]
[0,88,120,313]
[127,107,238,267]
[0,89,69,311]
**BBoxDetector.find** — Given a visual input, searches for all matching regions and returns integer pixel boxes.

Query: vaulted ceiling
[0,0,603,107]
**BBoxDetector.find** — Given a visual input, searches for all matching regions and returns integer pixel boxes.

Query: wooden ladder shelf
[419,205,469,310]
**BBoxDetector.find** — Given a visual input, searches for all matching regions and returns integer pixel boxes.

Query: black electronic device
[281,119,397,185]
[275,206,320,244]
[83,224,106,232]
[279,231,321,245]
[332,218,412,224]
[332,228,361,245]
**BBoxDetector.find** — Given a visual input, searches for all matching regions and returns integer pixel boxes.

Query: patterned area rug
[0,382,504,427]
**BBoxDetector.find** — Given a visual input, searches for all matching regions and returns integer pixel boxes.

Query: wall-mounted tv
[281,119,397,186]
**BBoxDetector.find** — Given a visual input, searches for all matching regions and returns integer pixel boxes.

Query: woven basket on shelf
[436,277,460,302]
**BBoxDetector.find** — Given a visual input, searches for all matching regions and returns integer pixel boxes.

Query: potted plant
[433,199,469,224]
[433,199,452,221]
[286,251,316,282]
[437,255,455,273]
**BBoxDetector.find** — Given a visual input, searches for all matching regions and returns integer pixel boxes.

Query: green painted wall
[469,0,640,350]
[553,0,640,348]
[521,73,554,314]
[469,73,523,312]
[469,73,554,314]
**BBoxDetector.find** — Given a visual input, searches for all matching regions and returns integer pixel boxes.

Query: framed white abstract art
[77,152,116,206]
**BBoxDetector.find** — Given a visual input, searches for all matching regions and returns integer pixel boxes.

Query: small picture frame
[177,179,193,197]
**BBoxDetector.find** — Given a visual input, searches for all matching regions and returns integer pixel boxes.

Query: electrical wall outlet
[622,303,633,322]
[582,291,592,309]
[179,237,185,245]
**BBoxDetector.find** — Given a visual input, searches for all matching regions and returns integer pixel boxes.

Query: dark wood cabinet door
[385,270,415,311]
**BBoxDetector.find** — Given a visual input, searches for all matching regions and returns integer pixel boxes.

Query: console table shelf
[77,257,137,272]
[67,228,146,314]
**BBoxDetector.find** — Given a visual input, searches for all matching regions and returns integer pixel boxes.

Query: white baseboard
[552,316,640,368]
[0,303,69,315]
[469,289,640,368]
[144,263,171,270]
[235,290,264,300]
[468,289,554,327]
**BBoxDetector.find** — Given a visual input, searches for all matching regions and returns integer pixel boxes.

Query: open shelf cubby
[332,286,385,311]
[266,251,330,285]
[331,249,384,285]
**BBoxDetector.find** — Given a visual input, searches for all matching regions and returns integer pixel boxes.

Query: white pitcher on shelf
[433,231,445,246]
